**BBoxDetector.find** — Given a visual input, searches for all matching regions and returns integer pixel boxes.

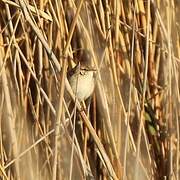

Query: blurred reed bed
[0,0,180,179]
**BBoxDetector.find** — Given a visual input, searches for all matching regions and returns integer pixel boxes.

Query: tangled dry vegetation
[0,0,180,179]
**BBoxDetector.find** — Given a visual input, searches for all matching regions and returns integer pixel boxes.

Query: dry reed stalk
[0,0,180,179]
[1,0,53,21]
[134,1,151,180]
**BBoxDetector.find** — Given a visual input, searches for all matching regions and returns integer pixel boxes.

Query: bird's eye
[80,70,86,75]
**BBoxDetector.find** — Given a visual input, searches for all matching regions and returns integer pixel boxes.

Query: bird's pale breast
[69,71,95,101]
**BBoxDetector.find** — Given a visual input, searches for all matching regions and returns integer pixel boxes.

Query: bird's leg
[82,96,92,160]
[86,96,92,117]
[79,101,86,112]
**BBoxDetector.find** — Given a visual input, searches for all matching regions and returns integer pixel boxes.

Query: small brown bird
[68,50,96,102]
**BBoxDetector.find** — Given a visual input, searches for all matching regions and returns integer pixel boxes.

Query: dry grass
[0,0,180,179]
